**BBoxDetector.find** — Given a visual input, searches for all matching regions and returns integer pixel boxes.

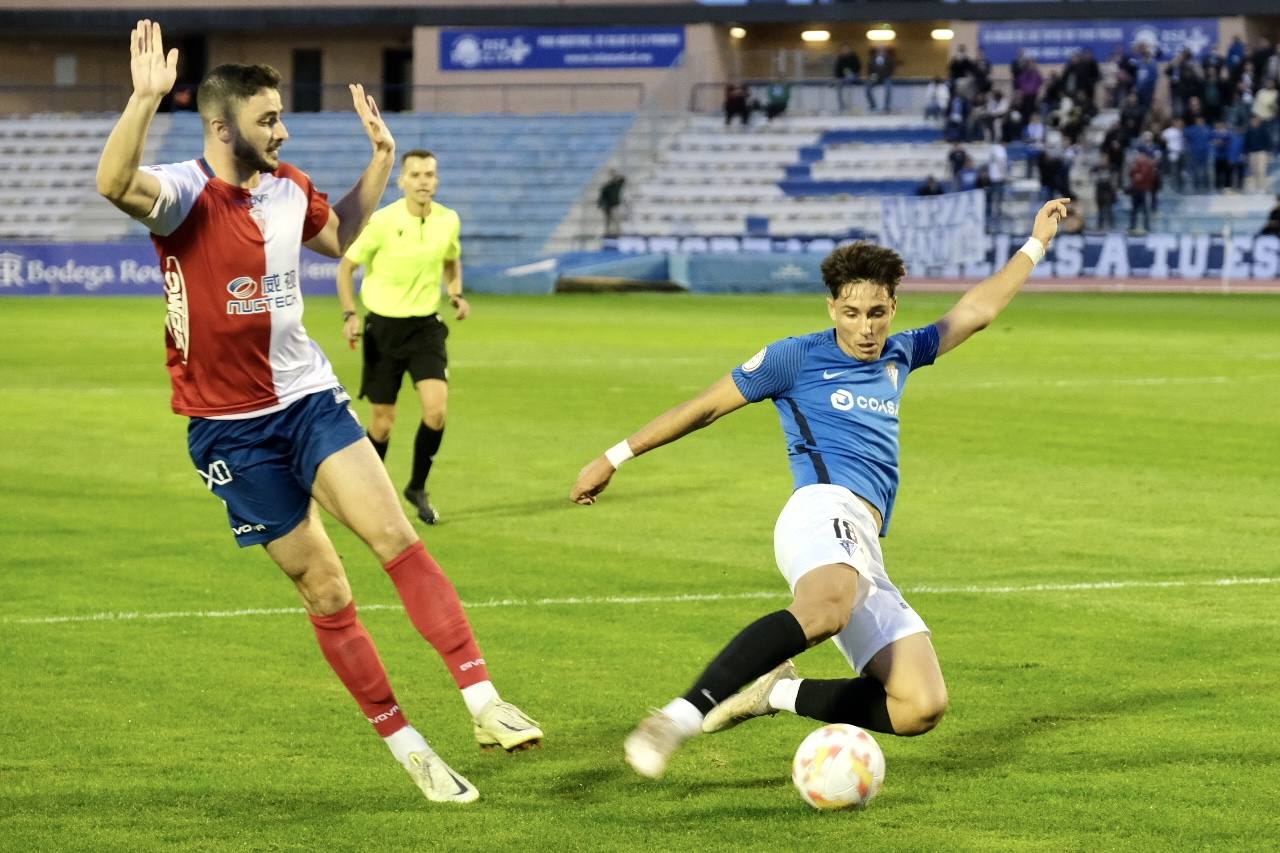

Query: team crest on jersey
[885,362,899,390]
[741,347,767,373]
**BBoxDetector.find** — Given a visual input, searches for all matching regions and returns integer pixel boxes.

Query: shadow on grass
[443,482,715,522]
[894,685,1220,777]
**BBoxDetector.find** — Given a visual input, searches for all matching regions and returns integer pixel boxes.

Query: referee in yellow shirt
[337,149,469,524]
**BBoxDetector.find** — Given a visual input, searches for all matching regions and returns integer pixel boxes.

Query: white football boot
[404,747,479,804]
[701,659,799,734]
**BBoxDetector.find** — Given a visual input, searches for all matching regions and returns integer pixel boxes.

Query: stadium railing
[0,82,645,117]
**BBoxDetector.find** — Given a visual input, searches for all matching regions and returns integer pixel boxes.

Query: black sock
[408,423,444,491]
[795,677,896,734]
[682,610,807,715]
[367,432,389,461]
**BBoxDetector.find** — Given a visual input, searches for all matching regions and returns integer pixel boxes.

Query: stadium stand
[1,106,1275,266]
[2,111,636,269]
[601,110,1277,243]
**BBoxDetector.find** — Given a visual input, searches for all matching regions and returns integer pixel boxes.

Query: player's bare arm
[96,20,177,216]
[305,84,396,258]
[570,375,750,504]
[935,197,1071,356]
[336,256,362,344]
[445,260,469,320]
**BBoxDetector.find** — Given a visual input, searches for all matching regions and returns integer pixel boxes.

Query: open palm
[130,19,178,100]
[350,84,395,155]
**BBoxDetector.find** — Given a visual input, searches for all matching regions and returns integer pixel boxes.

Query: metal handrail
[0,82,646,117]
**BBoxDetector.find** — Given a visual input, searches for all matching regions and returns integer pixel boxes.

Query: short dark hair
[820,241,906,299]
[197,64,281,122]
[401,149,436,164]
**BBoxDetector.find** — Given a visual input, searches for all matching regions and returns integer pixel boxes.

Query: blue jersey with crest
[731,325,941,535]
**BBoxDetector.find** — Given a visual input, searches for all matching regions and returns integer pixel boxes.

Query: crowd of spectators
[922,35,1280,232]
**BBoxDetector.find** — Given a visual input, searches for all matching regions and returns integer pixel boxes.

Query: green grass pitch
[1,292,1278,851]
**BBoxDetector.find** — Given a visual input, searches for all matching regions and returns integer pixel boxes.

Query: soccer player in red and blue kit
[96,20,540,804]
[573,199,1070,779]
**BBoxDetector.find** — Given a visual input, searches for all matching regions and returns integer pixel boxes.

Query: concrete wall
[0,37,130,112]
[726,21,955,81]
[412,23,731,112]
[207,30,411,112]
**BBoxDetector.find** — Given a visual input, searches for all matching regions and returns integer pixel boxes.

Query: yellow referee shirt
[343,198,461,318]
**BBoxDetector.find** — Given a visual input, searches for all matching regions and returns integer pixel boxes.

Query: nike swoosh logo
[447,771,470,795]
[499,721,529,732]
[823,370,847,379]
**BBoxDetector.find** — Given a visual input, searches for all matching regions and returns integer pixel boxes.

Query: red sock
[309,602,407,737]
[384,541,490,688]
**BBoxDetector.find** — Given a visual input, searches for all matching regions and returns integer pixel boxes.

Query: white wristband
[1018,237,1046,266]
[604,440,634,469]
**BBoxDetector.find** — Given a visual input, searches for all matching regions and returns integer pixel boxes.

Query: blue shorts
[187,387,366,547]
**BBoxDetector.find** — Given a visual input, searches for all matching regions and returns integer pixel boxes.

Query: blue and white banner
[881,190,987,271]
[441,27,684,72]
[978,19,1218,65]
[0,242,343,296]
[603,233,1280,284]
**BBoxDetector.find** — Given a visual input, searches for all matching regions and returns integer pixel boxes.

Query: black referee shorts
[359,312,449,404]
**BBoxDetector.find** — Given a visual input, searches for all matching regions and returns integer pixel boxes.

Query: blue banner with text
[441,27,685,71]
[0,242,343,296]
[978,19,1218,65]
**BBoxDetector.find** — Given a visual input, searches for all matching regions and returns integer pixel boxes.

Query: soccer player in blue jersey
[571,198,1071,779]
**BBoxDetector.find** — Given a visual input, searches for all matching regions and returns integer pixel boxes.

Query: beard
[232,133,279,173]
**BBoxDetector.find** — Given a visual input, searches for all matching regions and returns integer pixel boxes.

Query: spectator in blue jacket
[1183,116,1213,191]
[1133,44,1160,110]
[1226,126,1246,190]
[1211,120,1233,189]
[1245,117,1272,193]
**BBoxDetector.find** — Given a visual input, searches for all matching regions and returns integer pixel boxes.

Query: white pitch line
[4,577,1277,627]
[1,373,1277,399]
[906,576,1280,594]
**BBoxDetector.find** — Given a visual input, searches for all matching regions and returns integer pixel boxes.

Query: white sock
[384,725,429,767]
[768,678,802,714]
[462,680,500,718]
[661,697,704,738]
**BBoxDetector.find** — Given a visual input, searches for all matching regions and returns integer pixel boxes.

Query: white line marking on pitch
[4,577,1277,627]
[1,373,1276,399]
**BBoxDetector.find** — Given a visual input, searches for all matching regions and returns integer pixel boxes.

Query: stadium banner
[978,19,1218,65]
[880,190,987,271]
[440,27,684,71]
[603,233,1280,286]
[0,242,344,297]
[4,236,1279,297]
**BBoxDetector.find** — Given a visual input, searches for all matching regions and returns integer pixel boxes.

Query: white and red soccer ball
[791,723,885,810]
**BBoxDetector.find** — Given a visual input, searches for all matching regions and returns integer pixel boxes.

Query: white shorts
[773,483,930,674]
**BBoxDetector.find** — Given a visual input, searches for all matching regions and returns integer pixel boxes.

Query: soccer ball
[791,724,885,810]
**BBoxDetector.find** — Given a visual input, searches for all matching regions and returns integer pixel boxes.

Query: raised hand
[130,19,178,101]
[1031,197,1072,247]
[349,84,395,156]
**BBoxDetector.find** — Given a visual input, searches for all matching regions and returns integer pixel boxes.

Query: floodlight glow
[730,27,747,39]
[931,28,955,41]
[867,28,896,42]
[801,30,831,43]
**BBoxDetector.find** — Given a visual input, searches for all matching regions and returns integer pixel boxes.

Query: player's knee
[422,408,445,430]
[369,518,419,562]
[297,565,353,616]
[370,410,395,437]
[897,687,949,736]
[790,596,852,643]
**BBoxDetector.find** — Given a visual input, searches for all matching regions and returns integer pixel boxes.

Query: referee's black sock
[408,423,444,491]
[795,677,896,734]
[367,432,389,461]
[682,610,807,716]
